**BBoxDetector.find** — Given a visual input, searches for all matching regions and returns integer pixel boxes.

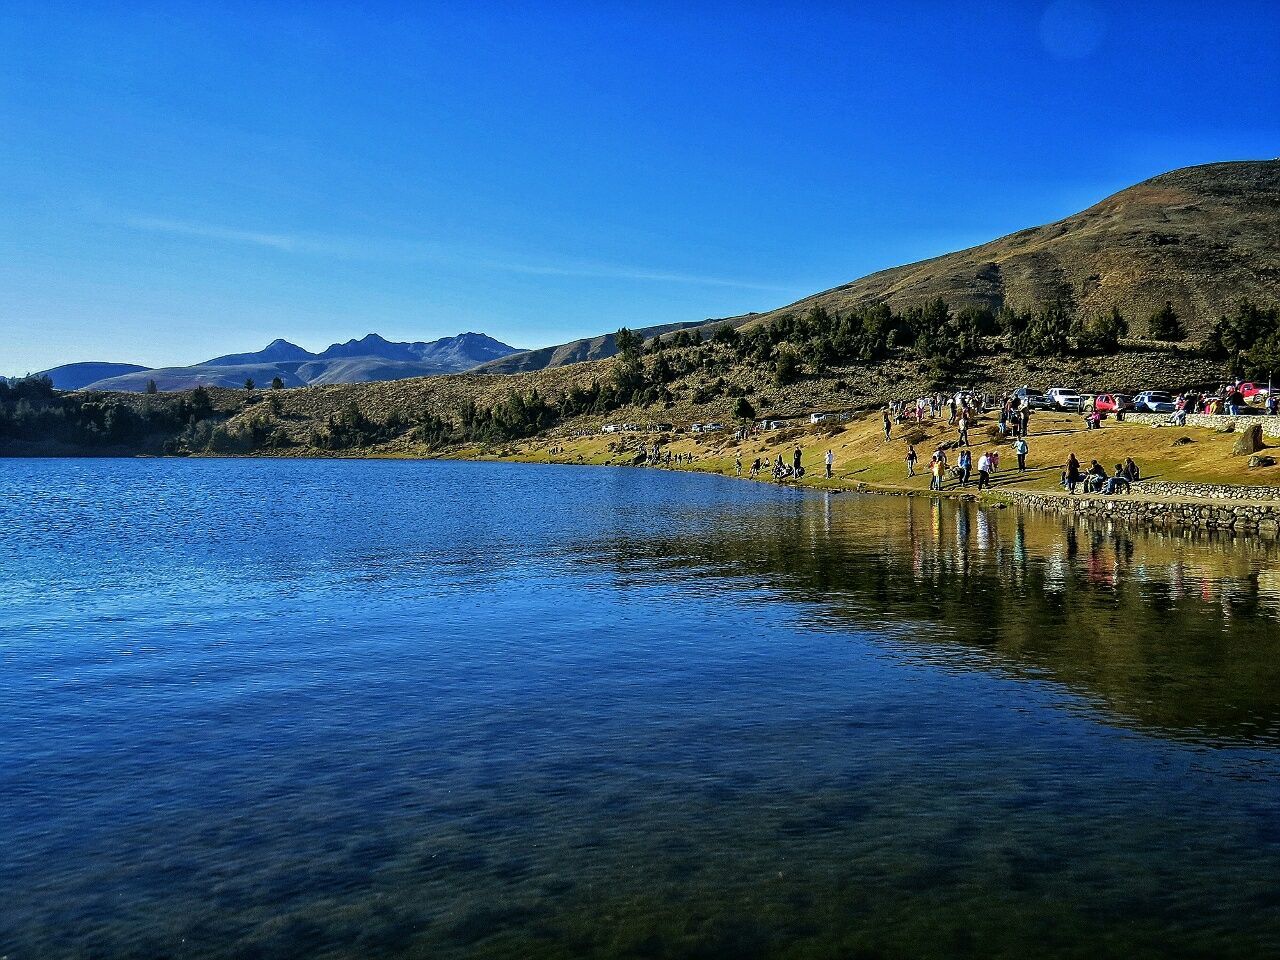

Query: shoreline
[478,452,1280,537]
[446,411,1280,536]
[8,412,1280,536]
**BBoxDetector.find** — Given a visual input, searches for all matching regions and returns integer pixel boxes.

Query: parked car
[1241,382,1270,402]
[1046,387,1083,411]
[1012,386,1053,410]
[1134,390,1176,413]
[1094,393,1134,413]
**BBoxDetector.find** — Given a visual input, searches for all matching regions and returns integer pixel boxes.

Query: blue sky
[2,0,1277,375]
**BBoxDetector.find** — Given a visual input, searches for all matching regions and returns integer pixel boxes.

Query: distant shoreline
[8,409,1280,538]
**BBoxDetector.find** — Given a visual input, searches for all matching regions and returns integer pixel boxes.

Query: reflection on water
[3,459,1280,959]
[595,492,1280,747]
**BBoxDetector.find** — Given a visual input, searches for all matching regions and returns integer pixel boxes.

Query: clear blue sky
[2,0,1277,375]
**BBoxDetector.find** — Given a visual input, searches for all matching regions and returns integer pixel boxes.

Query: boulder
[1247,454,1276,468]
[1233,423,1264,455]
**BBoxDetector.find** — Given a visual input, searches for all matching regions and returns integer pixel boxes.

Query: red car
[1240,382,1270,401]
[1093,393,1134,413]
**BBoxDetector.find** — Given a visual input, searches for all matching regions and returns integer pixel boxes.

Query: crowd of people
[1062,455,1142,495]
[1164,384,1280,424]
[889,388,1147,498]
[610,382,1171,498]
[636,440,697,468]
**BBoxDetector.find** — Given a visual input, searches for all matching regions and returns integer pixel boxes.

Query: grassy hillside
[725,160,1280,340]
[477,320,710,373]
[479,158,1280,377]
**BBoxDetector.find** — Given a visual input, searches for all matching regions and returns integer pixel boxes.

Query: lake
[4,458,1280,959]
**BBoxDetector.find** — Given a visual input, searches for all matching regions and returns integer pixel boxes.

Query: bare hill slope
[735,159,1280,337]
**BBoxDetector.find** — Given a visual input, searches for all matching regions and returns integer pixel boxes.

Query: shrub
[774,348,801,386]
[1147,301,1186,341]
[1079,307,1128,353]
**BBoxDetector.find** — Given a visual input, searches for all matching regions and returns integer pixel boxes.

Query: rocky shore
[989,488,1280,536]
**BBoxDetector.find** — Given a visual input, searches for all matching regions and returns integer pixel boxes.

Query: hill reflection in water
[582,491,1280,747]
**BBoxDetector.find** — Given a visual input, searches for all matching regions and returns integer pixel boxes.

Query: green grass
[490,411,1280,501]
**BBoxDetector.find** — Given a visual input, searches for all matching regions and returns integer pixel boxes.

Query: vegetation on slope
[4,298,1279,461]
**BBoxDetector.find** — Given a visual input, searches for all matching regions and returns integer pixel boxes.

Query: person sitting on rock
[1123,457,1141,482]
[1105,464,1131,495]
[1086,459,1108,492]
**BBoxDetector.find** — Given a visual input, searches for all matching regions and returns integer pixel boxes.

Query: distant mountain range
[30,362,154,391]
[36,332,521,391]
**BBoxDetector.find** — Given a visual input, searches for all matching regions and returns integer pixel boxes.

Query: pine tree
[1147,301,1185,341]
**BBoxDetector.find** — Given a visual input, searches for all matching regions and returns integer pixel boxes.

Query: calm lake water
[4,458,1280,959]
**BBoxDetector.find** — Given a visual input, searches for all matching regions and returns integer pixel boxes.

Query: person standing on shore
[825,448,834,479]
[930,446,948,491]
[735,451,742,477]
[793,447,803,479]
[906,445,918,478]
[1065,453,1082,494]
[1013,436,1028,472]
[976,452,992,490]
[957,448,972,486]
[882,410,892,442]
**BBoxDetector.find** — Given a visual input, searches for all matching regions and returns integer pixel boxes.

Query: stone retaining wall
[995,489,1280,536]
[1134,480,1280,501]
[1126,412,1280,437]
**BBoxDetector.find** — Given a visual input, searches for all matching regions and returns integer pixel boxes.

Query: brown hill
[734,159,1280,337]
[474,160,1278,374]
[477,320,707,374]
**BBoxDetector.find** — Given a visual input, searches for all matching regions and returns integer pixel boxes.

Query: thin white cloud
[129,217,301,251]
[124,216,798,294]
[488,258,795,293]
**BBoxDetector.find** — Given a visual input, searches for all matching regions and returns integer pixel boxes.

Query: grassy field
[463,410,1280,501]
